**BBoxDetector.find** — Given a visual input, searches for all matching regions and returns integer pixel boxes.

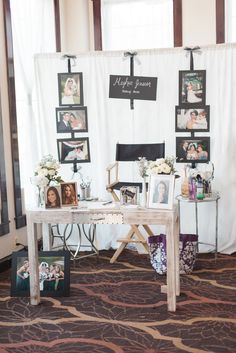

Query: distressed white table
[26,203,180,311]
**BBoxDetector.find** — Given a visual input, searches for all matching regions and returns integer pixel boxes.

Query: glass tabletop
[176,191,220,203]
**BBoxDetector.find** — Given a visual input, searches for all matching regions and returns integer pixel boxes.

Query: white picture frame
[147,174,175,209]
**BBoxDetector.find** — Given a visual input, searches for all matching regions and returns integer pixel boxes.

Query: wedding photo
[58,72,84,106]
[175,106,210,132]
[179,70,206,106]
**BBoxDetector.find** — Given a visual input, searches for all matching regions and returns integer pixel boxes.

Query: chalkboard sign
[109,75,157,101]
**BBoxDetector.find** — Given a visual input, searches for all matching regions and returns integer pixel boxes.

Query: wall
[0,7,27,261]
[0,0,219,260]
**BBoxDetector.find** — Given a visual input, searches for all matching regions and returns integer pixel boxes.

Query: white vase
[141,177,147,207]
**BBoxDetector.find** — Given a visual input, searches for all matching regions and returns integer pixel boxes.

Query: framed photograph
[120,186,139,205]
[176,137,210,163]
[175,105,210,132]
[58,72,84,106]
[179,70,206,106]
[61,182,78,207]
[45,185,62,209]
[148,174,175,209]
[56,107,88,133]
[11,251,70,297]
[57,138,90,164]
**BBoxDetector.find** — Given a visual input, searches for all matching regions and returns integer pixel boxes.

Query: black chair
[106,142,165,263]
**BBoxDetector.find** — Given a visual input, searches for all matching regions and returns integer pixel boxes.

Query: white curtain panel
[33,43,236,254]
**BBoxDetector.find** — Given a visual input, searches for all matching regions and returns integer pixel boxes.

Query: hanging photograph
[179,70,206,106]
[57,138,90,164]
[58,72,84,106]
[147,174,175,209]
[11,251,70,297]
[175,105,210,132]
[176,137,210,163]
[56,107,88,133]
[60,182,78,207]
[44,185,62,209]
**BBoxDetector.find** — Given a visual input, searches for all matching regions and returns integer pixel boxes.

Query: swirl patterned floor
[0,249,236,353]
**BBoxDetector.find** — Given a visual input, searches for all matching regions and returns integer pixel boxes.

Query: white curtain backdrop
[33,43,236,254]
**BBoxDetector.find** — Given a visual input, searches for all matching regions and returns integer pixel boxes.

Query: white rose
[162,164,171,174]
[38,168,48,176]
[155,158,165,166]
[48,169,56,176]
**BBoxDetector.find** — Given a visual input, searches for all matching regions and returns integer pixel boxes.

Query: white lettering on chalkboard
[134,79,151,90]
[113,77,133,89]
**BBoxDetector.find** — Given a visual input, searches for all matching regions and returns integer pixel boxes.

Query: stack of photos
[120,186,139,205]
[56,72,90,164]
[176,70,210,163]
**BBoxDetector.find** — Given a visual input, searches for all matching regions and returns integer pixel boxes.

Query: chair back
[115,142,165,162]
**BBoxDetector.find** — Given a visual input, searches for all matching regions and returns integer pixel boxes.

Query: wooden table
[26,202,180,311]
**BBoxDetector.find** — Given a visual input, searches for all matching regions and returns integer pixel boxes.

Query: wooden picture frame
[148,174,175,209]
[58,72,84,106]
[56,107,88,133]
[45,185,62,209]
[175,105,210,132]
[176,137,210,163]
[179,70,206,106]
[11,251,70,297]
[60,182,78,207]
[57,138,90,164]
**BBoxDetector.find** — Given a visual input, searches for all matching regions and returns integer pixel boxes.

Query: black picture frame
[56,107,88,133]
[175,105,210,132]
[57,137,91,164]
[58,72,84,106]
[11,251,70,297]
[179,70,206,106]
[176,137,210,163]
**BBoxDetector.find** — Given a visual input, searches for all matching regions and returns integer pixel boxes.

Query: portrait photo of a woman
[61,182,78,207]
[148,175,175,209]
[45,186,61,209]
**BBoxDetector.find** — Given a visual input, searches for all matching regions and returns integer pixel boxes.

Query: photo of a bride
[179,70,206,106]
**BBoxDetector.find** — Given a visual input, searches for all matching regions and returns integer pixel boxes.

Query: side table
[176,192,220,258]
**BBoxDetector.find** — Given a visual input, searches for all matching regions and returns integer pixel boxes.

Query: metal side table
[176,192,220,258]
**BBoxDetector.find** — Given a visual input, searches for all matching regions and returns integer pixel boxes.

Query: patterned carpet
[0,249,236,353]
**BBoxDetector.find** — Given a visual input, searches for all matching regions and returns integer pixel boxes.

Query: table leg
[215,199,219,260]
[195,202,199,252]
[175,215,180,296]
[42,223,51,250]
[166,217,176,312]
[27,216,40,305]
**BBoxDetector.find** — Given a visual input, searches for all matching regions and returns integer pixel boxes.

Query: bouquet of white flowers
[136,157,150,178]
[148,157,176,175]
[31,154,63,188]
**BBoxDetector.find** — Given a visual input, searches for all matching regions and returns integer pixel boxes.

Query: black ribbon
[61,54,77,73]
[184,46,200,70]
[124,51,137,110]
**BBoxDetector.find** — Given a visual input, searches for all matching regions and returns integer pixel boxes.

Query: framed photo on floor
[148,174,175,209]
[57,138,91,164]
[58,72,84,106]
[11,251,70,297]
[176,137,210,163]
[179,70,206,106]
[175,105,210,132]
[56,107,88,133]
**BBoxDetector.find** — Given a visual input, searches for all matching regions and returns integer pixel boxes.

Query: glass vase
[37,186,45,207]
[140,177,147,207]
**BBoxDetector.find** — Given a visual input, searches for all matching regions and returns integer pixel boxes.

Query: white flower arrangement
[31,154,63,187]
[148,157,176,175]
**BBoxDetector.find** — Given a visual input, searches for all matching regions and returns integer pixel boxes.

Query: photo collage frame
[56,71,90,164]
[176,70,210,164]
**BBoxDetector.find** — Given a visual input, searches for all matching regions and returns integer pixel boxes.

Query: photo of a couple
[176,106,209,132]
[176,137,210,163]
[56,107,88,133]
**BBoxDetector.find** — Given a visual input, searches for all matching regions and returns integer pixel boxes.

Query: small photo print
[61,182,78,207]
[45,185,61,209]
[57,138,90,164]
[179,70,206,106]
[176,137,210,163]
[56,107,88,133]
[58,72,83,106]
[120,186,139,205]
[175,106,210,132]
